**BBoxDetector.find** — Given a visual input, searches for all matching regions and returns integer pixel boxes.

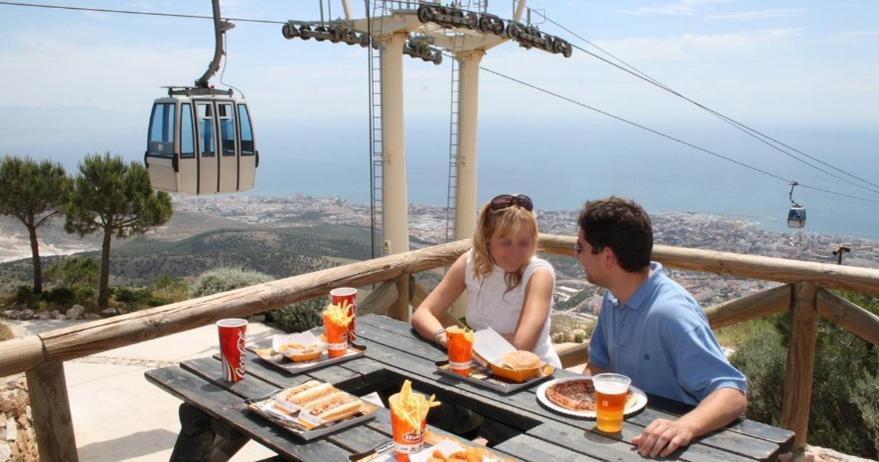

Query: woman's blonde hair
[471,201,539,291]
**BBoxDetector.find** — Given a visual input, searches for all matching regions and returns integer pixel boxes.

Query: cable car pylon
[282,0,572,318]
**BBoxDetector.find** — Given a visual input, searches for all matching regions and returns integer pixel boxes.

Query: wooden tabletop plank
[366,410,526,462]
[360,314,792,447]
[144,366,352,461]
[494,433,602,462]
[356,315,779,461]
[627,409,781,461]
[528,420,758,462]
[181,357,391,456]
[182,357,278,399]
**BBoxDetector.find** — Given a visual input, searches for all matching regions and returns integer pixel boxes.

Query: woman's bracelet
[433,328,447,344]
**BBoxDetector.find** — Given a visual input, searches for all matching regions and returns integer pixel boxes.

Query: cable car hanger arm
[195,0,234,89]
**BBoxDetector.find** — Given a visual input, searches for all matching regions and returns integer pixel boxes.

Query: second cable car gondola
[787,181,806,228]
[145,0,258,195]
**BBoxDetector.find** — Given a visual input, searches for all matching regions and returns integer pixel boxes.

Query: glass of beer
[445,326,474,376]
[592,373,631,433]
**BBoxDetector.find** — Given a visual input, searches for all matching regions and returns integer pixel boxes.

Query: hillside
[0,222,373,289]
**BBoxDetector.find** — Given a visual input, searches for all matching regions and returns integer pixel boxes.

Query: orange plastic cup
[446,328,474,376]
[389,393,427,462]
[323,312,349,358]
[330,287,357,341]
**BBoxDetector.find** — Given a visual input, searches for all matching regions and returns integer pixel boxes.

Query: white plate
[536,376,648,418]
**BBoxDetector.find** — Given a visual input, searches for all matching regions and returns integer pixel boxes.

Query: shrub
[190,267,271,298]
[731,308,878,459]
[73,286,96,307]
[46,257,100,288]
[265,297,325,334]
[190,267,323,333]
[114,287,152,305]
[851,374,879,456]
[44,286,76,308]
[14,285,38,308]
[147,274,189,307]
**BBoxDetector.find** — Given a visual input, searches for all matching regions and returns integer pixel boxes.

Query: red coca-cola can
[217,318,247,383]
[330,287,357,341]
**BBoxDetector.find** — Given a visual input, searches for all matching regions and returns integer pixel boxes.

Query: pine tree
[65,153,172,309]
[0,155,70,293]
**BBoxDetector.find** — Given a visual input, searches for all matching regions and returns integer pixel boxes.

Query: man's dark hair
[577,197,653,272]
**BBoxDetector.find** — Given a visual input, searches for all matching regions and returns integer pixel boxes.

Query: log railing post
[26,361,78,462]
[781,282,819,450]
[393,273,411,322]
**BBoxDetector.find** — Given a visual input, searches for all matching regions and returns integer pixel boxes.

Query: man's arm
[632,387,747,458]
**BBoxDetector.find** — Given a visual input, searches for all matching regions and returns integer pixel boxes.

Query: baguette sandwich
[301,391,363,423]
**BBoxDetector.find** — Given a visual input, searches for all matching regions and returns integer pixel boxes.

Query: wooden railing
[2,233,878,461]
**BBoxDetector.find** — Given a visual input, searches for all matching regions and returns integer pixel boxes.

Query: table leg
[171,403,215,462]
[209,420,249,462]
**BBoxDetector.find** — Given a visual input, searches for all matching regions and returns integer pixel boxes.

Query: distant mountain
[0,221,373,289]
[0,211,249,263]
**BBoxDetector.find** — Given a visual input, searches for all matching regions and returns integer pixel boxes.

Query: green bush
[266,297,325,334]
[851,374,879,456]
[46,257,100,288]
[73,286,96,307]
[190,267,325,333]
[729,321,786,427]
[190,267,271,297]
[114,287,152,305]
[44,286,76,307]
[14,285,38,307]
[731,305,878,459]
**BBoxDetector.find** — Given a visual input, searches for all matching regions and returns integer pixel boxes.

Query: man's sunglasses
[489,194,534,212]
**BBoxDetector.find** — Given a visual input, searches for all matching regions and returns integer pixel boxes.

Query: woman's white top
[464,250,561,368]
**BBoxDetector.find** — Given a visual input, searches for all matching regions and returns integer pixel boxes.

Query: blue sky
[0,0,877,236]
[1,0,876,124]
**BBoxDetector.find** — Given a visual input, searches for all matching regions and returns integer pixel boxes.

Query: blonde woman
[412,193,561,368]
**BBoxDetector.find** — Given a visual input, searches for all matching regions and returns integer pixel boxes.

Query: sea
[249,117,879,240]
[2,111,876,240]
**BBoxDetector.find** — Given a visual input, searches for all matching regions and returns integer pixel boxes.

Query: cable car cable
[529,8,879,195]
[4,0,877,205]
[474,63,879,205]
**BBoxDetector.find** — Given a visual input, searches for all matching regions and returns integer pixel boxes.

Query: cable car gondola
[145,0,257,195]
[787,181,806,228]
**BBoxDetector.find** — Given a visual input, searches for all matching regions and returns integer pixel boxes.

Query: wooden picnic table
[145,314,794,461]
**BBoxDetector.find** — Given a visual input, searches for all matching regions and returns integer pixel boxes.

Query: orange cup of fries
[323,301,354,358]
[389,380,440,461]
[445,326,474,376]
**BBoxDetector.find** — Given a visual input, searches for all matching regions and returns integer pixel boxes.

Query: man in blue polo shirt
[576,197,748,458]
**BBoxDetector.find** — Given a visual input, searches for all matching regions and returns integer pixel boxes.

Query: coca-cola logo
[235,330,247,377]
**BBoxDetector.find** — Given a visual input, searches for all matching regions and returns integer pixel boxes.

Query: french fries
[391,379,441,431]
[323,300,354,327]
[428,447,487,462]
[445,325,474,343]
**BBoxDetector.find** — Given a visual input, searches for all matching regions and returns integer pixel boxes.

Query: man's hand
[631,387,747,458]
[631,418,695,458]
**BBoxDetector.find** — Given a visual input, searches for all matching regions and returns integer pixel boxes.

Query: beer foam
[593,381,629,395]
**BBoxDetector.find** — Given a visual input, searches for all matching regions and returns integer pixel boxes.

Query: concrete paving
[9,319,285,461]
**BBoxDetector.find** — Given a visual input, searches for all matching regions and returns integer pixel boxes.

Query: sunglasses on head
[489,194,534,212]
